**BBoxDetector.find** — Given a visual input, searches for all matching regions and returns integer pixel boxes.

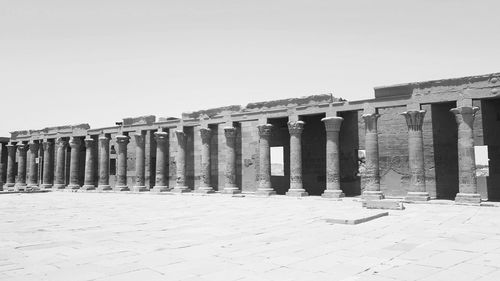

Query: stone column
[321,117,345,198]
[222,127,240,194]
[53,138,68,189]
[27,141,40,189]
[3,143,16,190]
[114,135,130,191]
[361,113,384,200]
[132,133,148,192]
[82,137,97,190]
[451,106,481,204]
[401,110,430,201]
[14,143,28,191]
[41,141,54,189]
[196,128,214,194]
[66,137,81,189]
[256,124,276,196]
[172,130,190,193]
[286,121,308,197]
[97,137,111,190]
[152,131,169,192]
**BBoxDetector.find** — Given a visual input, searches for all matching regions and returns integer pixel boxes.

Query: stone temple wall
[2,73,500,203]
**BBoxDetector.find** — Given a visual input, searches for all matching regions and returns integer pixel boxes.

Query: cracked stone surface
[1,193,500,281]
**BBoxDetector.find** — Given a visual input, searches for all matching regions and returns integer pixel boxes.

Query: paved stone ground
[1,192,500,281]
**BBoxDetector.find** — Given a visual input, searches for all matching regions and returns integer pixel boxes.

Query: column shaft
[361,113,384,200]
[222,127,240,194]
[14,143,28,191]
[321,117,344,198]
[451,106,481,203]
[172,130,190,193]
[114,135,130,191]
[133,133,147,192]
[27,141,39,188]
[286,121,308,197]
[152,131,169,192]
[97,137,111,190]
[82,137,97,190]
[196,128,214,193]
[402,110,429,201]
[3,143,16,189]
[41,141,54,189]
[53,138,67,189]
[256,124,275,196]
[67,137,81,189]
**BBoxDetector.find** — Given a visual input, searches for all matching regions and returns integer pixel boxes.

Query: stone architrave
[222,127,240,194]
[321,117,345,198]
[53,138,68,189]
[66,137,82,190]
[152,131,169,192]
[41,141,54,189]
[132,133,148,192]
[361,113,384,200]
[114,135,130,191]
[14,143,28,191]
[27,141,40,189]
[196,128,214,194]
[401,110,430,201]
[97,137,111,190]
[3,143,16,190]
[255,124,276,196]
[82,137,97,190]
[286,121,308,197]
[172,130,190,193]
[451,106,481,204]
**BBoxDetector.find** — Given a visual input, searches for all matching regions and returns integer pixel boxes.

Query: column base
[362,190,385,200]
[405,192,430,202]
[255,188,276,196]
[97,185,112,191]
[322,190,345,198]
[14,183,27,191]
[221,187,241,194]
[195,187,215,194]
[114,186,130,191]
[81,185,96,191]
[455,193,481,204]
[52,184,66,190]
[40,184,53,189]
[171,186,191,193]
[4,183,15,191]
[152,186,169,192]
[132,186,149,192]
[27,184,40,190]
[66,184,81,190]
[286,189,309,197]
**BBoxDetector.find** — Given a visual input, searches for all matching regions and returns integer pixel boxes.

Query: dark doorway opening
[481,98,500,201]
[301,113,326,196]
[338,111,361,196]
[268,117,290,195]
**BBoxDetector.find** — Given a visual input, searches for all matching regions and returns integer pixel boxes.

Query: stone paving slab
[1,193,500,280]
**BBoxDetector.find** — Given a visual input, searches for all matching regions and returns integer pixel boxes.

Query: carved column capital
[115,135,130,145]
[362,113,380,132]
[28,141,39,153]
[401,110,426,131]
[287,121,305,136]
[154,131,168,143]
[199,128,212,143]
[42,140,53,151]
[321,117,343,132]
[16,143,28,152]
[56,138,68,148]
[84,137,96,148]
[257,124,273,138]
[224,127,237,139]
[133,133,145,146]
[69,137,82,148]
[450,106,480,127]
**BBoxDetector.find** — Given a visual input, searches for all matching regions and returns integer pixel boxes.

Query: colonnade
[2,105,482,203]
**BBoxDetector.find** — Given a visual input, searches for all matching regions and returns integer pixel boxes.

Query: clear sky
[1,0,499,136]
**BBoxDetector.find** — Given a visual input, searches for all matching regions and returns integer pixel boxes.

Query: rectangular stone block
[362,199,405,210]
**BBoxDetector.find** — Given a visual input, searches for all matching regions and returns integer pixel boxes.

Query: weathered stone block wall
[378,106,409,197]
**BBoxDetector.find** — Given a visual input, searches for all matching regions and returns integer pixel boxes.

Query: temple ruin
[1,72,500,204]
